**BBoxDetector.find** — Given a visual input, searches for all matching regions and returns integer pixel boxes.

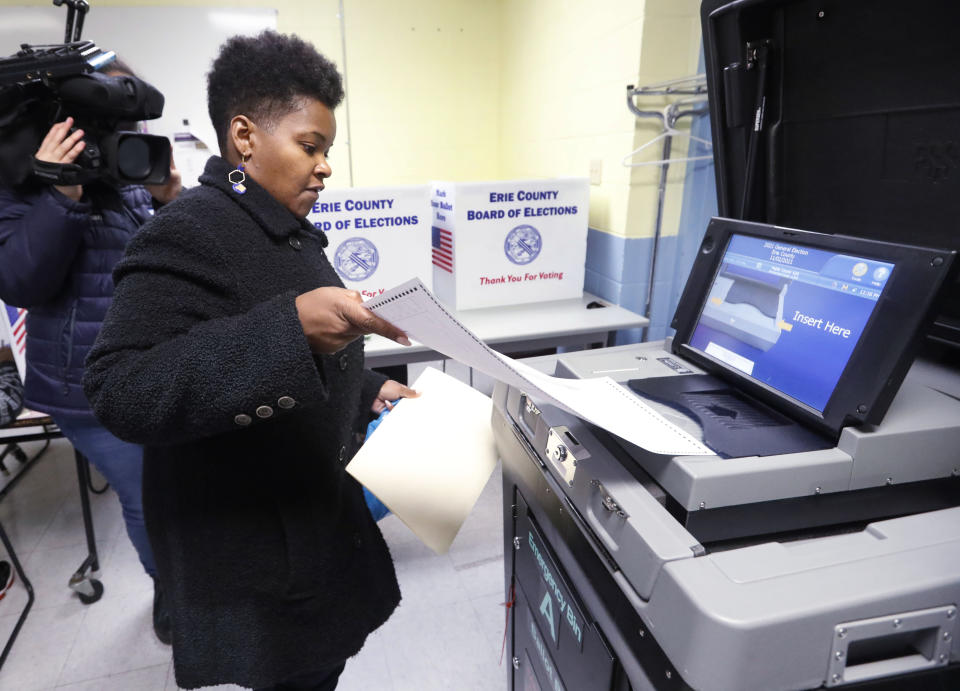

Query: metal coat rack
[623,75,712,340]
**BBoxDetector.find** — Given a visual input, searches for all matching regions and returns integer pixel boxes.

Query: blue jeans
[53,414,156,577]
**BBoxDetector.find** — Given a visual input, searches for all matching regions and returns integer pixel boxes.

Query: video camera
[0,0,170,187]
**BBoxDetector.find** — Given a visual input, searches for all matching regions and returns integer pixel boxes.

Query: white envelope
[346,367,498,554]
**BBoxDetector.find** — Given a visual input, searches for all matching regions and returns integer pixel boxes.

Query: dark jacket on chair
[83,157,400,689]
[0,181,154,417]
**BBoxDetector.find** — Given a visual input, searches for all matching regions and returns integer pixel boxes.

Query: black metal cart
[0,416,103,670]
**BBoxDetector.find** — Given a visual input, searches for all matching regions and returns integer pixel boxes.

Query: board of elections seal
[333,237,379,281]
[504,224,542,265]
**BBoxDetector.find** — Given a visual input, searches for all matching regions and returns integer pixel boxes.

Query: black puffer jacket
[84,156,400,689]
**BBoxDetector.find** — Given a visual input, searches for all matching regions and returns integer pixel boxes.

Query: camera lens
[116,135,151,180]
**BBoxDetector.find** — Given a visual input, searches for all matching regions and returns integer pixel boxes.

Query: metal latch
[590,478,629,519]
[519,392,541,434]
[524,395,540,416]
[827,605,956,686]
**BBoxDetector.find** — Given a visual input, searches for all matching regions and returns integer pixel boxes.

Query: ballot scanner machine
[494,1,960,685]
[494,217,959,690]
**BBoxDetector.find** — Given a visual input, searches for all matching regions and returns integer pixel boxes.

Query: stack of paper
[364,278,711,457]
[349,279,712,554]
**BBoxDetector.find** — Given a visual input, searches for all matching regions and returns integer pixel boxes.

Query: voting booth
[306,186,433,299]
[430,178,589,311]
[494,1,960,689]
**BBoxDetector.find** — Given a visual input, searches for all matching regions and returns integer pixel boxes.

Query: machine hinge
[592,478,629,520]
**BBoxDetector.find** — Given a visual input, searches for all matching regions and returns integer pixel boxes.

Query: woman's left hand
[372,379,419,414]
[146,148,182,205]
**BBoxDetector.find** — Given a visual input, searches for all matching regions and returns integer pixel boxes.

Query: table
[363,292,648,368]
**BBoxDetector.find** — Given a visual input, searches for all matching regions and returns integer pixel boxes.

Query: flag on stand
[431,226,453,274]
[1,301,27,381]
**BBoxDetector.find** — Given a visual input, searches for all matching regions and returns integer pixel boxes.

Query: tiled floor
[0,362,509,690]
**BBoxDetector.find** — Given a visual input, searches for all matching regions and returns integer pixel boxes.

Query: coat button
[339,354,349,370]
[234,413,252,426]
[256,405,274,418]
[338,445,346,462]
[278,396,296,409]
[288,236,302,250]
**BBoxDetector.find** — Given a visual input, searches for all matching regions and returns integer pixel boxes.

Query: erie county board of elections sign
[306,186,433,299]
[431,178,589,310]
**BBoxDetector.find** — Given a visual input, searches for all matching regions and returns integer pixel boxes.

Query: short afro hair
[207,30,344,151]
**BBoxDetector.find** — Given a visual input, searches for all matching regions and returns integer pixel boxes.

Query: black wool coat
[83,156,401,690]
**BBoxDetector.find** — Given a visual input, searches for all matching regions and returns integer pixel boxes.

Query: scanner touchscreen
[630,218,955,457]
[629,229,905,458]
[691,234,894,412]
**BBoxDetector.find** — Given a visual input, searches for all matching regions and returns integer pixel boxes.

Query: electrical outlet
[589,158,602,185]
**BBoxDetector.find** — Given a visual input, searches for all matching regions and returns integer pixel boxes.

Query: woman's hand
[146,148,182,205]
[295,286,411,354]
[35,117,85,202]
[372,379,419,414]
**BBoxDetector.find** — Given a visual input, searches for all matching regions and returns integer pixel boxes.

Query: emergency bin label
[527,528,585,652]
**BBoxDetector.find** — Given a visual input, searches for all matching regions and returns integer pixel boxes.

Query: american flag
[431,226,453,273]
[1,301,27,381]
[6,305,26,356]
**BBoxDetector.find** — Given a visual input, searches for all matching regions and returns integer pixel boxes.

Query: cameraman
[0,63,180,644]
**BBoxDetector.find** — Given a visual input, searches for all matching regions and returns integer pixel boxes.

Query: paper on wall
[365,278,713,457]
[345,366,498,555]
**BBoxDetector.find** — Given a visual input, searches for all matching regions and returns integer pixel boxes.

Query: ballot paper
[346,367,498,554]
[365,278,713,456]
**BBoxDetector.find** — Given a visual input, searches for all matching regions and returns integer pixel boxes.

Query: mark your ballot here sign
[431,178,589,310]
[306,185,433,298]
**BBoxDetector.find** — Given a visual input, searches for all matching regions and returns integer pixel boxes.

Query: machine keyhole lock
[545,427,586,487]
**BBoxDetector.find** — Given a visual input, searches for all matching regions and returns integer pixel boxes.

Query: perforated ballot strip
[365,279,712,456]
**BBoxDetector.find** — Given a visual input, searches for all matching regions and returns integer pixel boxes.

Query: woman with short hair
[84,31,415,690]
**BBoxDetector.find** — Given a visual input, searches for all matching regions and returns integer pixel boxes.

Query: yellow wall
[0,0,501,190]
[628,0,705,241]
[339,0,501,187]
[498,0,703,239]
[2,0,705,232]
[498,0,643,237]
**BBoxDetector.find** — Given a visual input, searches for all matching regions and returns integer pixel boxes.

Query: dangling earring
[229,153,249,194]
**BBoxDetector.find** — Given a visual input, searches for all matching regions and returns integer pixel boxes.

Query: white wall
[0,5,276,152]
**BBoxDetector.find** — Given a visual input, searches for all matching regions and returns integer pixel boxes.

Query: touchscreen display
[688,234,895,412]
